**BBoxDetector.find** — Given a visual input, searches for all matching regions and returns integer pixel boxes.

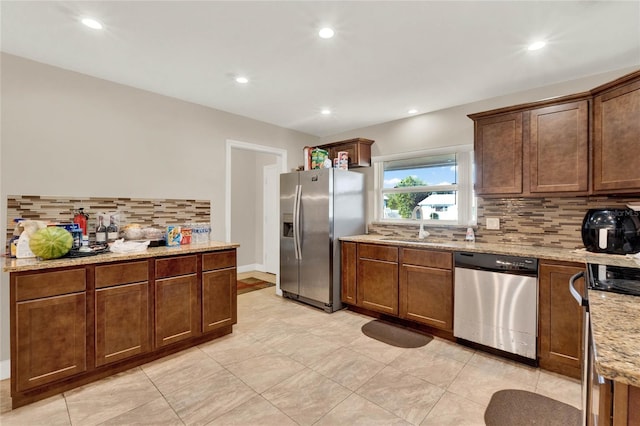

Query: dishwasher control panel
[455,252,538,275]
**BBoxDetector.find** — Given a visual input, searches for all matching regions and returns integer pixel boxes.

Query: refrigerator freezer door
[299,169,332,304]
[280,172,299,295]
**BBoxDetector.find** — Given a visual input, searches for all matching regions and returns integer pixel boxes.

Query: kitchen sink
[380,237,431,243]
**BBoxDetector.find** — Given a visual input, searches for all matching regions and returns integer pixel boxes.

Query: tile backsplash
[368,195,640,249]
[6,195,210,240]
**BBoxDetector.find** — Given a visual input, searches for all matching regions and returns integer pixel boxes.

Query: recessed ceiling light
[321,109,331,115]
[408,109,418,114]
[528,41,546,51]
[319,28,335,39]
[235,76,249,84]
[81,18,103,30]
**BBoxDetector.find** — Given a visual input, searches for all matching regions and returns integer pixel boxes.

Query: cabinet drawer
[155,255,198,278]
[202,250,236,271]
[15,269,86,301]
[95,261,149,288]
[358,244,398,262]
[401,249,452,269]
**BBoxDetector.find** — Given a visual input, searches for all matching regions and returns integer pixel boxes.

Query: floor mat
[237,278,275,295]
[361,319,432,348]
[484,389,580,426]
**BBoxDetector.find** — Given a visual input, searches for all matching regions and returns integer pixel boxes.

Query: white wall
[0,53,318,377]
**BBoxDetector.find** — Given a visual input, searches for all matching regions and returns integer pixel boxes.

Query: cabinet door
[95,282,150,366]
[474,112,523,195]
[341,242,358,305]
[399,265,453,331]
[155,275,199,348]
[357,258,398,315]
[529,101,589,194]
[202,268,237,333]
[538,262,585,379]
[593,78,640,193]
[15,293,86,391]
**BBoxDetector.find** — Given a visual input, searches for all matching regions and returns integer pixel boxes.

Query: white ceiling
[2,1,639,137]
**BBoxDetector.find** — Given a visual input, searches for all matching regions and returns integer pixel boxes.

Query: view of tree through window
[382,153,458,220]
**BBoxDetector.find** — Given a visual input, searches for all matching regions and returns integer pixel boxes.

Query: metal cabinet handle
[569,271,587,306]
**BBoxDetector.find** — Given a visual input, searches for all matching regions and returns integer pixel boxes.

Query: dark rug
[237,278,275,295]
[361,320,432,348]
[485,389,580,426]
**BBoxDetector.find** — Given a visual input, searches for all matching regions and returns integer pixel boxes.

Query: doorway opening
[225,139,287,295]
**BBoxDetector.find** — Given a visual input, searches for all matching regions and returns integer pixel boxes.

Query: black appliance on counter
[570,262,640,425]
[581,208,640,254]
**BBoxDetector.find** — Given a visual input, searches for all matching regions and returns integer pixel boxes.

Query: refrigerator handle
[294,184,302,260]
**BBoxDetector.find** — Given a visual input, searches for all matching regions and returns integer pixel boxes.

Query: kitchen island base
[4,243,238,409]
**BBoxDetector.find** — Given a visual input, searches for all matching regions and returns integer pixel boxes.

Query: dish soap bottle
[465,227,475,242]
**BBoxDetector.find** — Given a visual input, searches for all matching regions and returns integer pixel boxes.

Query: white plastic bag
[109,239,150,253]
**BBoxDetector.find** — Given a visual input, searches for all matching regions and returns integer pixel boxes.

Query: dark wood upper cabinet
[317,138,374,168]
[529,100,589,194]
[592,73,640,194]
[473,112,523,195]
[470,69,640,197]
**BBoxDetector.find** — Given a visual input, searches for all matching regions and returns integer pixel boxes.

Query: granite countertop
[340,234,640,269]
[588,290,640,388]
[3,241,240,273]
[342,234,640,386]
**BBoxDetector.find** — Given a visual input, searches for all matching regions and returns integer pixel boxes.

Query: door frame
[263,163,280,275]
[225,139,287,295]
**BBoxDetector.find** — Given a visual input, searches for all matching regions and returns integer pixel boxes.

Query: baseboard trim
[237,263,265,274]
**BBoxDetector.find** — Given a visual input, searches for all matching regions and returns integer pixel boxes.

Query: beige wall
[319,66,638,227]
[230,149,278,268]
[0,53,318,376]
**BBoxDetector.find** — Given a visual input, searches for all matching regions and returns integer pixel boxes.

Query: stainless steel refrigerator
[280,168,365,312]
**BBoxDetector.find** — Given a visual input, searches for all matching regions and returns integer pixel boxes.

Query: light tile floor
[0,286,581,425]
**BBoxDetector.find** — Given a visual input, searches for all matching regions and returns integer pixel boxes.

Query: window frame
[373,145,475,226]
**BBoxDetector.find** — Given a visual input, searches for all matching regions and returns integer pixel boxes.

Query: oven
[570,263,640,426]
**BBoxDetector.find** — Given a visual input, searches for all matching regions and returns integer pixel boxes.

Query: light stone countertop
[3,241,240,273]
[341,234,640,387]
[588,290,640,388]
[340,234,640,268]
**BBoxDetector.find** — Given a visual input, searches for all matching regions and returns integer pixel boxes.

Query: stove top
[588,263,640,296]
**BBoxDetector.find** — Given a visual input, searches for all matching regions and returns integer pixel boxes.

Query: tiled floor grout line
[138,365,186,426]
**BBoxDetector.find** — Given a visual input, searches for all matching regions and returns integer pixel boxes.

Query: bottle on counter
[106,216,118,243]
[96,215,107,244]
[73,208,89,236]
[6,218,23,258]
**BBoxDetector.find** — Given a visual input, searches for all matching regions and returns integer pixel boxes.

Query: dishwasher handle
[569,271,587,307]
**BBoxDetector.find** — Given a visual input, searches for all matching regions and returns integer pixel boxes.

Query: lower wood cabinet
[357,244,399,315]
[155,274,199,347]
[12,268,87,392]
[95,261,150,366]
[538,260,585,379]
[8,248,238,409]
[399,248,453,331]
[202,249,237,333]
[95,282,150,366]
[344,242,454,333]
[341,242,358,305]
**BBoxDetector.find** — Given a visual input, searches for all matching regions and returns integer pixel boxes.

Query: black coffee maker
[581,208,640,254]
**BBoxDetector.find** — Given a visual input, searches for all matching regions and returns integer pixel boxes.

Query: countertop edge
[3,241,240,272]
[339,234,640,268]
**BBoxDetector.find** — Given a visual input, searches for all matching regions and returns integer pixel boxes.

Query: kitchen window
[373,145,475,226]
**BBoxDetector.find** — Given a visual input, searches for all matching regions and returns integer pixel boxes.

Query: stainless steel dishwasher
[454,252,538,360]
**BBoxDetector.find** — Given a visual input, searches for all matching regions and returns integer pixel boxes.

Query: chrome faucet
[412,205,430,239]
